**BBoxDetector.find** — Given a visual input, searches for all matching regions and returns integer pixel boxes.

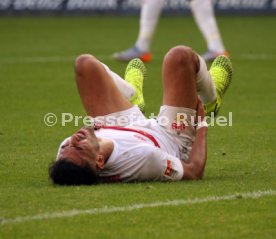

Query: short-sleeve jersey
[94,128,183,182]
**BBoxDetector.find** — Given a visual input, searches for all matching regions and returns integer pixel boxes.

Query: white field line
[0,55,112,64]
[239,53,276,60]
[0,189,275,225]
[0,56,75,64]
[0,53,275,64]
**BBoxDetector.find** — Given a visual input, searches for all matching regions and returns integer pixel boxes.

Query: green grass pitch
[0,16,275,238]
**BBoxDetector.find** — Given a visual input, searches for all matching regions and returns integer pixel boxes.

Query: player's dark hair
[49,159,98,185]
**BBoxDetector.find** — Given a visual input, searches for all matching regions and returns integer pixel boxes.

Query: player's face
[58,127,100,169]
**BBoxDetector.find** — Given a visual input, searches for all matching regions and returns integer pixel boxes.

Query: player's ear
[96,155,105,170]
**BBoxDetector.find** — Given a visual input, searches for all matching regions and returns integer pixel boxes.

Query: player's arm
[182,126,207,180]
[182,99,208,180]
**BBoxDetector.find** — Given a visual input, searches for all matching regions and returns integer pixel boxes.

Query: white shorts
[94,105,196,162]
[157,105,196,162]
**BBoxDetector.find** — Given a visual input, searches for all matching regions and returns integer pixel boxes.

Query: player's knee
[75,54,99,75]
[165,46,196,68]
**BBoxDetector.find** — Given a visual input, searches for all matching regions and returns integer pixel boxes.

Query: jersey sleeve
[143,146,184,181]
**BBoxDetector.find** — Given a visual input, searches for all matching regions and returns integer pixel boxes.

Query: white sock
[190,0,225,53]
[135,0,164,52]
[196,55,217,104]
[101,63,135,100]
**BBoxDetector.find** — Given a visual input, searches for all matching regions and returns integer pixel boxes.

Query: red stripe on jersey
[96,126,160,148]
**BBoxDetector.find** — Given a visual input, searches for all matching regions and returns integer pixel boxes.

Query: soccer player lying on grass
[49,45,233,185]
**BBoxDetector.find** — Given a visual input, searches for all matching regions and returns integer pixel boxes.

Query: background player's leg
[162,46,198,109]
[74,54,132,117]
[190,0,226,59]
[135,0,164,53]
[113,0,164,62]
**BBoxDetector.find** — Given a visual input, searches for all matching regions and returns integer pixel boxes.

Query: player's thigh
[75,54,132,116]
[162,46,198,110]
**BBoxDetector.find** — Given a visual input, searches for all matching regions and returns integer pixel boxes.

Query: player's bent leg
[162,45,198,110]
[159,46,199,162]
[75,54,132,117]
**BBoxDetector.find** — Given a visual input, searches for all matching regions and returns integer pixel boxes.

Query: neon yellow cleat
[124,58,147,113]
[205,55,233,117]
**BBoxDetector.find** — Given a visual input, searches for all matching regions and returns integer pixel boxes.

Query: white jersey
[56,103,197,183]
[95,128,183,183]
[56,125,184,183]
